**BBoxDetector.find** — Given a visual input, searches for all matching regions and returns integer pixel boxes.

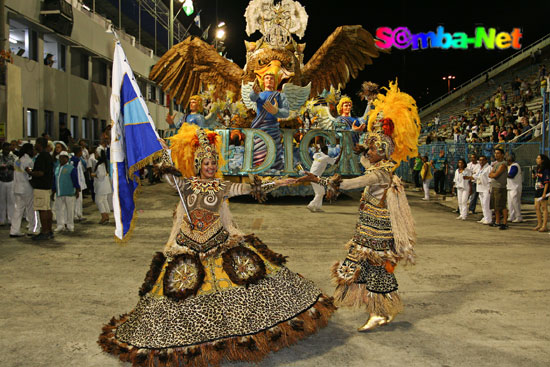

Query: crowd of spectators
[415,145,549,232]
[424,64,550,146]
[0,126,114,241]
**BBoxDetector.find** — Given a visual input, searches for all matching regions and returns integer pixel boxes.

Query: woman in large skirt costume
[301,81,420,331]
[98,125,336,367]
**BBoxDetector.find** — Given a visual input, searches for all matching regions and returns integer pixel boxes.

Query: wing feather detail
[302,25,386,97]
[149,37,244,106]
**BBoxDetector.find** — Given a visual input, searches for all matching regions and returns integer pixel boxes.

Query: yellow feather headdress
[168,123,225,178]
[366,80,421,166]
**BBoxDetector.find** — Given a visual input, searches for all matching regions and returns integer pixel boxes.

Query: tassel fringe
[333,283,403,317]
[386,175,416,264]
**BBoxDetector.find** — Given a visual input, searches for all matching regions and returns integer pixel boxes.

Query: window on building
[26,108,38,137]
[148,84,157,102]
[100,119,107,135]
[92,58,107,85]
[58,44,66,71]
[70,115,79,138]
[28,30,38,61]
[137,79,146,98]
[59,112,67,140]
[70,48,89,79]
[91,118,99,145]
[9,19,37,60]
[159,89,165,106]
[43,34,66,70]
[81,118,89,139]
[44,110,53,136]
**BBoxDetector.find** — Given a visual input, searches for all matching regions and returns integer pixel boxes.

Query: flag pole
[164,148,194,230]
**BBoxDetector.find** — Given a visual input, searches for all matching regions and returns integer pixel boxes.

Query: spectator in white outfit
[506,153,523,222]
[53,151,80,232]
[453,158,471,220]
[474,155,492,224]
[91,147,112,224]
[70,146,87,221]
[307,145,339,212]
[0,142,16,225]
[10,143,40,237]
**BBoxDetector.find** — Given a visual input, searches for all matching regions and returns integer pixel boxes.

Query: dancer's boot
[357,314,386,332]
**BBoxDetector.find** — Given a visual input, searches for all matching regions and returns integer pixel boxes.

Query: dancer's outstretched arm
[226,175,295,202]
[297,170,384,190]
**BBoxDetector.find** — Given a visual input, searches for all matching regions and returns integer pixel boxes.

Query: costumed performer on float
[167,94,218,130]
[334,95,369,145]
[99,123,336,367]
[299,80,420,331]
[250,69,290,170]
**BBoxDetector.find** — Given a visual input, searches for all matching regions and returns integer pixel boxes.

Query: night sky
[166,0,549,108]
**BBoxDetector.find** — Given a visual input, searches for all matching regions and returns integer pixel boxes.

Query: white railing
[510,122,542,143]
[74,0,154,58]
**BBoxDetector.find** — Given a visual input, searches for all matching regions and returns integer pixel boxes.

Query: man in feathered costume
[299,80,420,331]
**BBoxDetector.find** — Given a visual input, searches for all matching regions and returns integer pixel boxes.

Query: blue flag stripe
[123,98,150,126]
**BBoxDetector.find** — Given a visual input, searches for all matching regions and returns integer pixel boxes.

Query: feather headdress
[366,80,421,166]
[168,123,225,178]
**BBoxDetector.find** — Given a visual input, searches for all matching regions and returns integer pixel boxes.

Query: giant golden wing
[149,37,244,106]
[302,25,387,97]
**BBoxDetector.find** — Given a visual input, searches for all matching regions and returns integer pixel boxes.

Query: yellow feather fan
[168,123,225,178]
[367,80,421,165]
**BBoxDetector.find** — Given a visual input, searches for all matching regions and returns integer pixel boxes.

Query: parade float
[149,0,386,195]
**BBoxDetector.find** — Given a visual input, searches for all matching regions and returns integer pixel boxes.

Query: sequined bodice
[175,178,230,253]
[183,177,227,213]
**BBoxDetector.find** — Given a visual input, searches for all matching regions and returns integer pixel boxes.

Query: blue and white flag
[110,41,163,242]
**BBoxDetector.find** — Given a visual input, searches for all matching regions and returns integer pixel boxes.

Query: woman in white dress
[91,147,111,224]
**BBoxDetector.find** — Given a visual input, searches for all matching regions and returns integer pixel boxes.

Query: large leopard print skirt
[331,195,404,318]
[98,235,336,367]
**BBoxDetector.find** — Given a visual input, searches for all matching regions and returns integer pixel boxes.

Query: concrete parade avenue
[1,182,549,367]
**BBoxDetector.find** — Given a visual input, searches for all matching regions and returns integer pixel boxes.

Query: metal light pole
[118,0,122,29]
[442,75,455,93]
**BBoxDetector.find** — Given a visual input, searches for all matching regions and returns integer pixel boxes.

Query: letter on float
[281,128,297,175]
[215,129,231,173]
[241,128,276,173]
[299,130,338,175]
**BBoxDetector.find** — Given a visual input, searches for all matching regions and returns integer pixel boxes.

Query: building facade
[1,0,178,145]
